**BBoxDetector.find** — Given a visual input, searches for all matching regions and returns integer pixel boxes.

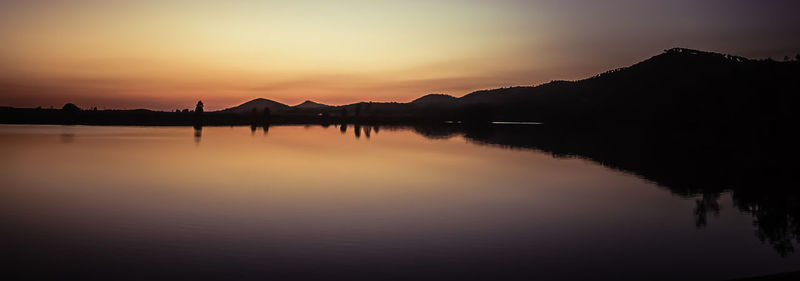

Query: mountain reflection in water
[205,122,800,257]
[407,123,800,256]
[2,123,798,281]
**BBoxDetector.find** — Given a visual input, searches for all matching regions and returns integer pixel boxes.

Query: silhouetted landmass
[409,94,458,106]
[2,48,798,126]
[454,48,799,123]
[61,103,80,112]
[293,100,331,109]
[404,122,800,256]
[220,98,289,114]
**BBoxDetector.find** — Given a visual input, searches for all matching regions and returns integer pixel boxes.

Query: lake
[1,124,798,280]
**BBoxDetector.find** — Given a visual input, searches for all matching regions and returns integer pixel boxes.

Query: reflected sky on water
[1,124,798,281]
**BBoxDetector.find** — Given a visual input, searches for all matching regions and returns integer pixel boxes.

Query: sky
[1,0,799,110]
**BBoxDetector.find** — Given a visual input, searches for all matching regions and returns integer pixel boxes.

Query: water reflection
[2,124,799,280]
[404,123,800,256]
[230,122,798,256]
[36,123,800,257]
[241,122,799,256]
[193,125,202,144]
[693,193,721,228]
[59,133,75,143]
[245,124,270,137]
[345,124,379,139]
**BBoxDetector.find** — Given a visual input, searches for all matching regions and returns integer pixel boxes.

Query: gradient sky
[1,0,799,110]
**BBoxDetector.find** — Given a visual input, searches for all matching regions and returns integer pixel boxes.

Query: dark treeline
[0,101,438,126]
[0,103,432,126]
[2,48,799,126]
[404,122,800,256]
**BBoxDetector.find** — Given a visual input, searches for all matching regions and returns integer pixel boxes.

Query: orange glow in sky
[1,0,798,110]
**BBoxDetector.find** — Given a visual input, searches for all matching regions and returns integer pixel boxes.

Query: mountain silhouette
[442,48,799,122]
[410,94,457,106]
[2,48,798,125]
[221,98,289,114]
[293,100,330,109]
[215,48,799,123]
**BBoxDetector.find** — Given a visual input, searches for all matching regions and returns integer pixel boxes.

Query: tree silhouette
[194,100,204,126]
[195,101,204,113]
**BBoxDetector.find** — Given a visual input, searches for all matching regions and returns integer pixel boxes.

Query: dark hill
[293,100,330,109]
[220,98,289,114]
[410,94,457,106]
[455,48,800,123]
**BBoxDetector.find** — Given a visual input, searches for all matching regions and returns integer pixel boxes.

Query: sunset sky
[1,0,799,110]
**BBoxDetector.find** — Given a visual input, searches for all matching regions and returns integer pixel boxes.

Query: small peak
[294,100,330,108]
[411,93,457,104]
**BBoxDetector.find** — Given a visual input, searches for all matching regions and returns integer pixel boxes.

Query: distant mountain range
[217,48,800,123]
[220,99,331,114]
[2,47,798,125]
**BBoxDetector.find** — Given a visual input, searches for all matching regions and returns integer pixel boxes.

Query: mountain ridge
[5,47,797,125]
[220,98,289,114]
[293,100,330,109]
[220,47,797,122]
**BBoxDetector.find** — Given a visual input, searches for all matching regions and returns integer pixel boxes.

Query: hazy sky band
[1,0,798,110]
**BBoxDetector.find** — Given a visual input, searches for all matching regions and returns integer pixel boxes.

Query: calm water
[1,124,797,280]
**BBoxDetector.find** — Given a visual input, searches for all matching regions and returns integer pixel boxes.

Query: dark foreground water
[1,124,797,280]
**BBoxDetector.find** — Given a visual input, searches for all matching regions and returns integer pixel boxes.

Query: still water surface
[0,125,797,280]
